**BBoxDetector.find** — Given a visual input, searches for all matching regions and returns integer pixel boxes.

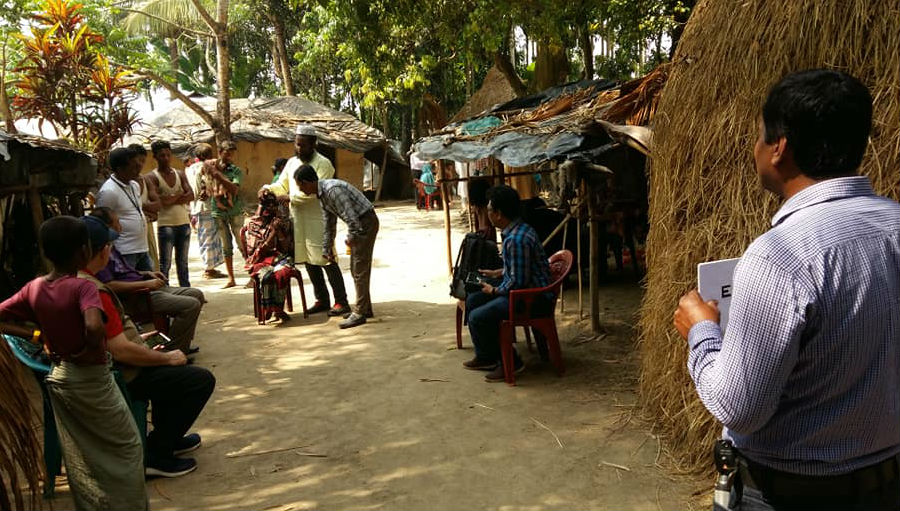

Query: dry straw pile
[0,342,44,509]
[639,0,899,473]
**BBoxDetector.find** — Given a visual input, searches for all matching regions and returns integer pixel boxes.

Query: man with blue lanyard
[97,147,152,271]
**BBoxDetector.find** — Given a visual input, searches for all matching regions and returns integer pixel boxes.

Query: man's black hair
[762,69,872,179]
[108,147,134,172]
[486,185,521,220]
[40,216,88,268]
[150,140,171,156]
[294,165,318,183]
[273,158,288,171]
[127,143,147,156]
[90,206,115,227]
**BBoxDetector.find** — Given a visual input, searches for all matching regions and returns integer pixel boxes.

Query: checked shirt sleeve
[495,232,532,295]
[687,253,811,434]
[321,200,338,257]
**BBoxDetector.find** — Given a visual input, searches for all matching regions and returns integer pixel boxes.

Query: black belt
[738,454,900,498]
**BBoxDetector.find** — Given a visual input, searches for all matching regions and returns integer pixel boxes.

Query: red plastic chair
[414,179,441,211]
[251,266,309,324]
[455,250,573,385]
[499,250,573,385]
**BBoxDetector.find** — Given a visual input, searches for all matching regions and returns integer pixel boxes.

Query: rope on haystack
[638,0,899,475]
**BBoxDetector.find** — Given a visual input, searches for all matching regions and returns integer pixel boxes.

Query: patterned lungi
[193,211,224,270]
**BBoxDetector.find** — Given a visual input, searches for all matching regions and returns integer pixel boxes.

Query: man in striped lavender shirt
[674,69,900,510]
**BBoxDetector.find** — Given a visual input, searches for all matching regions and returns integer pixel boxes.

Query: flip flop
[222,281,236,289]
[204,270,228,279]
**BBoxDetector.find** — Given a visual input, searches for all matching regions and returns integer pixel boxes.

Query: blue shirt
[688,176,900,475]
[420,167,437,194]
[496,219,551,295]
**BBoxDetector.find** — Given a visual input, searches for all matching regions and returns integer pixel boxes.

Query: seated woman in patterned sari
[242,191,294,322]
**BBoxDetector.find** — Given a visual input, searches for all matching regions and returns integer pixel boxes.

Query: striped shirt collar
[771,175,875,227]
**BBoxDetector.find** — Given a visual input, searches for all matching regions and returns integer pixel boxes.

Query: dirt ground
[42,201,701,510]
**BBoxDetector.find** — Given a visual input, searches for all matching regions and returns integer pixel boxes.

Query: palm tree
[122,0,215,97]
[121,0,233,142]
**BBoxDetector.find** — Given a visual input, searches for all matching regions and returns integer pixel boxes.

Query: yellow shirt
[265,151,335,265]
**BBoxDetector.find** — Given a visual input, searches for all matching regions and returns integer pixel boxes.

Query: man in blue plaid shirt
[674,69,900,510]
[464,185,551,383]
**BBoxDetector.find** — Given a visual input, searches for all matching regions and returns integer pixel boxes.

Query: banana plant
[12,0,140,168]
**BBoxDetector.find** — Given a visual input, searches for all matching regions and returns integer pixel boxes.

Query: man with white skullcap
[260,124,349,316]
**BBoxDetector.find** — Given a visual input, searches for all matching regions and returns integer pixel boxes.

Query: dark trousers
[465,291,511,362]
[127,365,215,461]
[158,224,192,287]
[722,456,900,511]
[466,288,553,363]
[305,262,348,307]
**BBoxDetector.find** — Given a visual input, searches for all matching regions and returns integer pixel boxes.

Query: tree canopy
[1,0,694,159]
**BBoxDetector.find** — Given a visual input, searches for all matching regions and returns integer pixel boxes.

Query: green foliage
[4,0,695,148]
[12,0,140,165]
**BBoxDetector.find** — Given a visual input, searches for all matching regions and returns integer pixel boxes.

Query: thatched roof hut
[124,96,409,203]
[639,0,899,472]
[1,129,98,299]
[448,65,519,124]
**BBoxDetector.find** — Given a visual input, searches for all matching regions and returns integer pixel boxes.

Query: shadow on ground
[41,201,698,511]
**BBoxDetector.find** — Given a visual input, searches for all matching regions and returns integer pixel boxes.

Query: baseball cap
[80,215,119,249]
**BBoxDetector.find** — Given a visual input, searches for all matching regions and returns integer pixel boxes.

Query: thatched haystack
[448,65,519,124]
[639,0,899,473]
[0,341,44,509]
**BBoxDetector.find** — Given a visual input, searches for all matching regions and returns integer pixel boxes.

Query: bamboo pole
[441,180,452,276]
[27,186,46,273]
[541,213,573,248]
[588,183,601,333]
[560,220,568,313]
[432,169,556,185]
[577,211,583,320]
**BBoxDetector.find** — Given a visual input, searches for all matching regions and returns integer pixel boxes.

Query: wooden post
[577,211,583,320]
[588,182,601,333]
[27,186,47,273]
[441,180,453,276]
[560,220,568,313]
[374,140,389,202]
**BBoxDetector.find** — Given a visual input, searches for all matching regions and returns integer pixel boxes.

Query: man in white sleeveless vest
[147,140,195,288]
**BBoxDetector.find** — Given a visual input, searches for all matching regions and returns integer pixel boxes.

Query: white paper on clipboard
[697,257,740,333]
